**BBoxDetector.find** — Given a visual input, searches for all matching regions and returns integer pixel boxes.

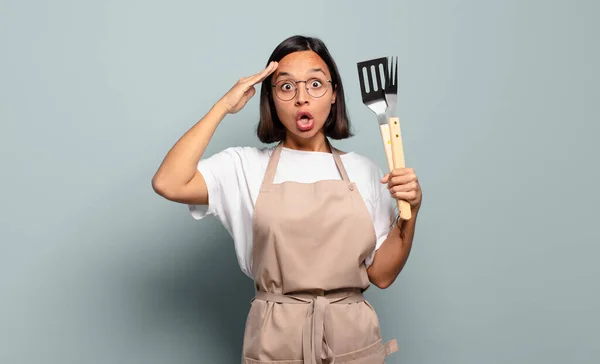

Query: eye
[309,79,323,89]
[279,82,294,91]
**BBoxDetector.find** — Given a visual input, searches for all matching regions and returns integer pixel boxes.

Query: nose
[295,83,309,105]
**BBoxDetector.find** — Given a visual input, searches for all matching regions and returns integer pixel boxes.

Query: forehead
[275,50,330,77]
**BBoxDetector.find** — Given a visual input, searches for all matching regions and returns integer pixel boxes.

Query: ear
[331,85,337,104]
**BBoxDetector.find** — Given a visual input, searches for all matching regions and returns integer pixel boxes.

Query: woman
[152,35,422,363]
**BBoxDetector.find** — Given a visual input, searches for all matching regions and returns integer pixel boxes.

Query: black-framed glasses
[272,78,332,101]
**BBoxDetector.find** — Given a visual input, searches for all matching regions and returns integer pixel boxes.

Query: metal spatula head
[357,57,389,125]
[384,56,398,117]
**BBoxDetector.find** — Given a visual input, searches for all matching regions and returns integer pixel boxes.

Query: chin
[287,123,326,140]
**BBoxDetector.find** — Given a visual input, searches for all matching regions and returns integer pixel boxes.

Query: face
[270,50,337,143]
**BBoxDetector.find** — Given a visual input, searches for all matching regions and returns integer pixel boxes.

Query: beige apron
[242,141,398,364]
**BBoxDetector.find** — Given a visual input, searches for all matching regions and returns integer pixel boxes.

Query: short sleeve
[187,147,246,236]
[364,168,395,268]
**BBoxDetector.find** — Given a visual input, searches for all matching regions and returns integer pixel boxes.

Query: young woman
[152,35,422,363]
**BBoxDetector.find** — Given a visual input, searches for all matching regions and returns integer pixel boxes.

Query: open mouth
[296,111,314,131]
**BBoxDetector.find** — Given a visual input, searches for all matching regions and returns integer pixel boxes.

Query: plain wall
[1,0,598,363]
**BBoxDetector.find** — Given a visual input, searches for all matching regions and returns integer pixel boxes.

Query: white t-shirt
[188,144,395,278]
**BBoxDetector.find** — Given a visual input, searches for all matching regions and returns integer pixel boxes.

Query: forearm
[152,102,227,188]
[367,207,419,289]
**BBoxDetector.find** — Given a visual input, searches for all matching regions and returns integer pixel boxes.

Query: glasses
[272,78,332,101]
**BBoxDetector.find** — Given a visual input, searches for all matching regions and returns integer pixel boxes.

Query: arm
[151,61,278,204]
[151,104,227,205]
[367,168,422,289]
[367,206,419,289]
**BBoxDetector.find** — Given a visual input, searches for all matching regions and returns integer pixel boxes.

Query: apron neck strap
[330,144,350,182]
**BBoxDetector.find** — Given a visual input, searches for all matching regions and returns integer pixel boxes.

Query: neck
[283,133,330,153]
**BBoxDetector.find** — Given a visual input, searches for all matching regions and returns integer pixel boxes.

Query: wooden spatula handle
[388,117,412,221]
[379,123,408,219]
[379,124,394,172]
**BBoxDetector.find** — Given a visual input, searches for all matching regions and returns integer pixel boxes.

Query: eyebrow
[308,68,326,75]
[275,68,327,80]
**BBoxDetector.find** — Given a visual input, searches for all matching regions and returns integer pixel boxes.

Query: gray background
[1,0,598,363]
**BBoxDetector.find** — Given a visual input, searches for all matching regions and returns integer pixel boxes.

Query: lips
[296,111,314,120]
[295,111,314,131]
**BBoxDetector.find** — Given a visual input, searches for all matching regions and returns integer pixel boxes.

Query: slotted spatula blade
[357,57,388,126]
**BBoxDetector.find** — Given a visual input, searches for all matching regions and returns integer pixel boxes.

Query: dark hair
[256,35,353,143]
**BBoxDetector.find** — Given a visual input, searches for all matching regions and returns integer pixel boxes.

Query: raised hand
[218,61,279,114]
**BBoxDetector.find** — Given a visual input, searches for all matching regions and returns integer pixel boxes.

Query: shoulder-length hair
[256,35,353,143]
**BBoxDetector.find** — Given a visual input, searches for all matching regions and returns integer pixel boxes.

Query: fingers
[248,61,278,85]
[381,169,417,185]
[245,86,256,99]
[385,167,422,208]
[387,168,416,187]
[389,181,419,194]
[389,167,416,178]
[240,86,256,105]
[390,190,419,202]
[221,62,277,114]
[388,175,416,189]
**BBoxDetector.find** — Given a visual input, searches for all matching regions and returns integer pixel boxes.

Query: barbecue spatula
[357,57,411,221]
